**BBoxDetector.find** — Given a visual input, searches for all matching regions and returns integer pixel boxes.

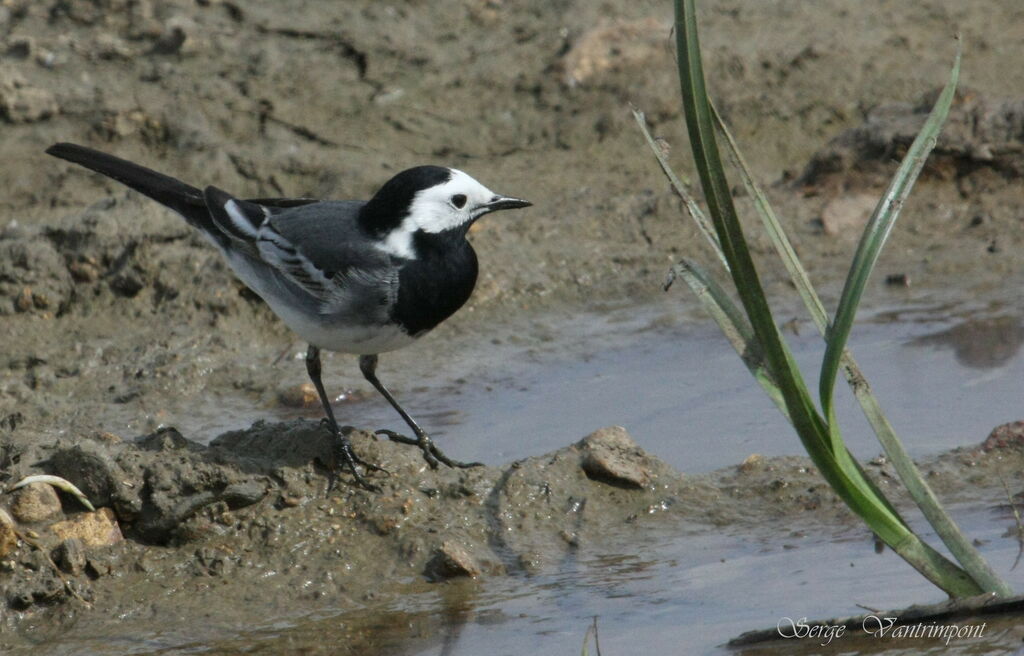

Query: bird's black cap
[359,166,452,235]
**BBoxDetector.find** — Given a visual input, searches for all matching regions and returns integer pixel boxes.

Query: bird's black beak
[482,196,532,213]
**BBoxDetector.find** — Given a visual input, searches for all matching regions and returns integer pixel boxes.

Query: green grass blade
[711,86,1010,595]
[675,0,885,524]
[673,0,982,596]
[674,0,817,426]
[819,48,962,436]
[709,102,827,329]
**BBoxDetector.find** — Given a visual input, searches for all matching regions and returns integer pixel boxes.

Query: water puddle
[69,500,1024,655]
[252,302,1023,475]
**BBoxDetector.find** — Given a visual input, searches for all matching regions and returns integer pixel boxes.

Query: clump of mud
[0,422,694,645]
[798,87,1024,191]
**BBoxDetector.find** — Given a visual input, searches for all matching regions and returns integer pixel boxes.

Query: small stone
[137,426,194,451]
[10,481,63,523]
[0,69,58,123]
[49,507,123,548]
[93,431,123,444]
[278,382,319,409]
[280,495,303,508]
[820,193,877,236]
[578,426,650,489]
[14,286,32,312]
[562,18,669,87]
[738,453,765,473]
[52,538,87,575]
[94,34,133,60]
[68,260,100,283]
[5,35,34,59]
[982,420,1024,451]
[0,508,17,557]
[424,541,481,580]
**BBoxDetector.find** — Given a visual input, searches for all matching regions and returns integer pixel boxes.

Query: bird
[46,143,531,489]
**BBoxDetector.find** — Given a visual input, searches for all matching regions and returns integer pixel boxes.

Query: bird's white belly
[226,252,417,355]
[274,302,417,354]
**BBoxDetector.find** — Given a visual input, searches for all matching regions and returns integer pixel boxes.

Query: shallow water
[127,300,1024,655]
[55,502,1022,656]
[249,301,1024,475]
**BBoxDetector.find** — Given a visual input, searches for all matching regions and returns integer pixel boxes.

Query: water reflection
[908,316,1024,369]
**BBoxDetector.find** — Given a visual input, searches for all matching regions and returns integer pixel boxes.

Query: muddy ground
[0,0,1023,652]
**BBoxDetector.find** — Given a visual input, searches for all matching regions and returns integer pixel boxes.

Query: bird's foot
[321,422,388,492]
[375,429,483,470]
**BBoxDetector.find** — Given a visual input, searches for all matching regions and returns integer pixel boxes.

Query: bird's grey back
[268,200,387,277]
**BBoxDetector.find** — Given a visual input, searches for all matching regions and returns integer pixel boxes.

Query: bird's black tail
[45,143,221,239]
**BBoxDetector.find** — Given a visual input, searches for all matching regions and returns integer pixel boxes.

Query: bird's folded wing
[205,187,398,316]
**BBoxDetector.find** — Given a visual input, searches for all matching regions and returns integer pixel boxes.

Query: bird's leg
[305,345,386,491]
[359,354,482,469]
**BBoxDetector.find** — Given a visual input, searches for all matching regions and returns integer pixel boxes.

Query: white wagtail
[46,143,531,489]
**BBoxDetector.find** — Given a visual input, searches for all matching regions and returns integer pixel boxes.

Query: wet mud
[3,420,1024,653]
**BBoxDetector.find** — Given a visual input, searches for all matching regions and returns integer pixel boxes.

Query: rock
[0,508,17,557]
[94,34,133,60]
[0,238,75,315]
[799,88,1024,190]
[13,286,32,312]
[278,382,320,408]
[562,18,669,87]
[150,16,199,56]
[5,35,34,60]
[982,420,1024,451]
[49,443,122,510]
[68,259,101,283]
[738,453,765,473]
[10,482,63,523]
[52,538,87,575]
[0,68,58,123]
[49,508,123,548]
[137,426,201,452]
[820,193,877,236]
[424,541,481,580]
[577,426,650,489]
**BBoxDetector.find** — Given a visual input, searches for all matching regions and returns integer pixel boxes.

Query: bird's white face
[406,168,499,234]
[376,168,527,259]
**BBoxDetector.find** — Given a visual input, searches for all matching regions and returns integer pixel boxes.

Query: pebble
[278,382,319,408]
[982,420,1024,451]
[0,69,59,123]
[49,507,123,548]
[425,541,481,579]
[52,538,87,575]
[10,481,63,523]
[578,426,650,489]
[820,193,877,237]
[68,259,101,283]
[0,508,16,557]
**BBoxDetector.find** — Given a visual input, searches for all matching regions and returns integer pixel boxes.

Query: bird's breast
[391,241,478,336]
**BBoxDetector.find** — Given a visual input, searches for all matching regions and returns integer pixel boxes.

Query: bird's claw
[375,429,483,470]
[321,423,388,493]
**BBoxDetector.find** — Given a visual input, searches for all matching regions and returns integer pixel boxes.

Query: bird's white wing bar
[223,199,265,239]
[256,222,335,300]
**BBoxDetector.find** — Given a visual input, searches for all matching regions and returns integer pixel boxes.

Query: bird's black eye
[451,194,467,209]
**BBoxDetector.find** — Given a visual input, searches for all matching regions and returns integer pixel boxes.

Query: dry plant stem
[17,530,92,608]
[632,107,726,269]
